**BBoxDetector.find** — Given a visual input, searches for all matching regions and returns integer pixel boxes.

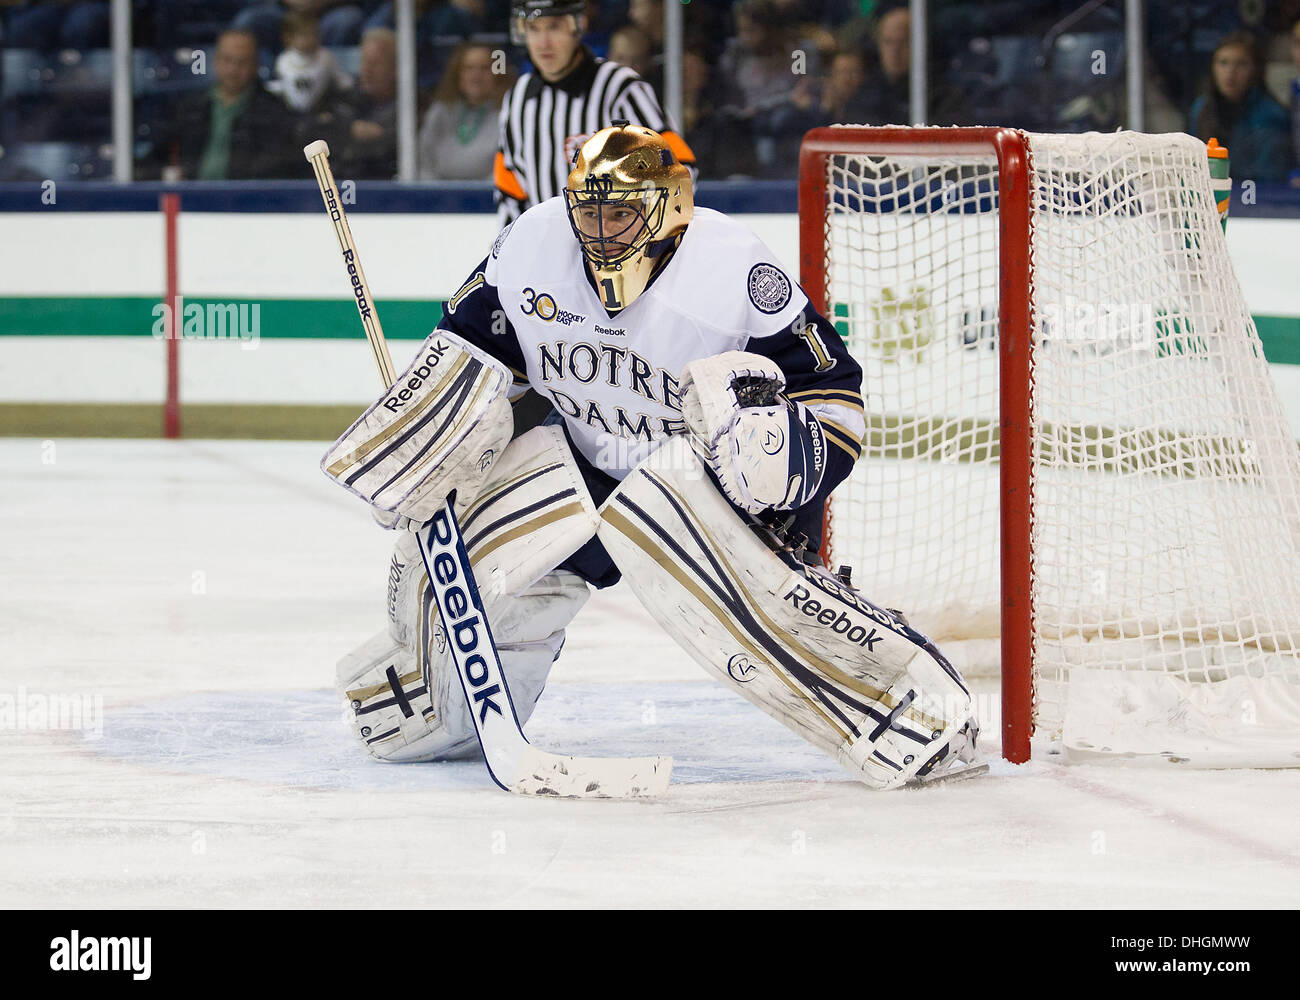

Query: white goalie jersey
[438,197,867,495]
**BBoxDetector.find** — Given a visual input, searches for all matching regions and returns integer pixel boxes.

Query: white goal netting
[819,129,1300,765]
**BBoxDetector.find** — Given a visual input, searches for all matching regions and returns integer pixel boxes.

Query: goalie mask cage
[800,126,1300,766]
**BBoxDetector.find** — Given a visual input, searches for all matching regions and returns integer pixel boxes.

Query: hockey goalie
[325,123,982,790]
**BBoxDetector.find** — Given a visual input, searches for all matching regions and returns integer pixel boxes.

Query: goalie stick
[304,139,672,798]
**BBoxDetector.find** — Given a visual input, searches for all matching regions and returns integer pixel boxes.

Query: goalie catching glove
[680,352,827,515]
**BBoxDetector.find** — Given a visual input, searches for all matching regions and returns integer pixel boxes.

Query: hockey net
[801,127,1300,766]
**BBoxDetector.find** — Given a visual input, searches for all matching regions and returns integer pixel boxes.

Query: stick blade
[507,750,673,799]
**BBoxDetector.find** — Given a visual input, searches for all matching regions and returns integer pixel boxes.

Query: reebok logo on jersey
[784,585,884,650]
[491,221,513,259]
[382,341,449,411]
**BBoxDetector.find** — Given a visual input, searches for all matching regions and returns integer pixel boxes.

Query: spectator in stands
[626,0,664,62]
[146,28,295,179]
[233,1,373,50]
[361,1,492,42]
[1189,31,1291,184]
[271,11,354,114]
[818,49,871,124]
[770,0,838,63]
[579,0,614,57]
[417,42,511,179]
[4,1,110,50]
[680,45,760,178]
[1290,18,1300,184]
[336,26,400,178]
[608,24,660,97]
[716,0,809,176]
[851,3,968,126]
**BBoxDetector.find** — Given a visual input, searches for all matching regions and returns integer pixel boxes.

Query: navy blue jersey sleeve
[746,305,865,498]
[436,254,530,397]
[744,305,863,553]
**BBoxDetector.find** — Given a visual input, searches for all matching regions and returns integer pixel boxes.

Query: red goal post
[799,127,1035,762]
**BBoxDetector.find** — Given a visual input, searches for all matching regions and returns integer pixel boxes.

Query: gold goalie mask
[564,123,694,312]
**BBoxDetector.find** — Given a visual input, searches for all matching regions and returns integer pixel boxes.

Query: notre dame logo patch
[748,263,791,314]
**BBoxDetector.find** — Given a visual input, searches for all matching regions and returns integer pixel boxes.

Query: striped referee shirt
[494,46,696,225]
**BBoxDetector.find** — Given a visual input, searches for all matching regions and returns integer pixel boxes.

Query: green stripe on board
[1253,315,1300,365]
[2,296,1298,362]
[0,403,359,439]
[0,297,445,340]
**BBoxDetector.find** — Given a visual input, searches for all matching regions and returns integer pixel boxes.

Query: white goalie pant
[337,425,598,762]
[596,437,979,790]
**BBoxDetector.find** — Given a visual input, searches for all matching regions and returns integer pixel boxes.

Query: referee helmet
[510,0,586,45]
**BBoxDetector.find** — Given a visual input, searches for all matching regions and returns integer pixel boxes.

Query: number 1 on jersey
[796,321,837,372]
[600,278,622,311]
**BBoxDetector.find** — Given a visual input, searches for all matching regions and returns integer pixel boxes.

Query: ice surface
[2,439,1298,908]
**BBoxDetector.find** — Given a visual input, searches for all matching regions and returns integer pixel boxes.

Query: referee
[495,0,696,225]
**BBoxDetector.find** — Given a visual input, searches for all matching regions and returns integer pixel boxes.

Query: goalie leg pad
[386,529,422,649]
[339,571,590,762]
[596,436,978,790]
[458,424,600,600]
[337,630,469,762]
[430,570,590,746]
[384,422,598,651]
[341,424,599,762]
